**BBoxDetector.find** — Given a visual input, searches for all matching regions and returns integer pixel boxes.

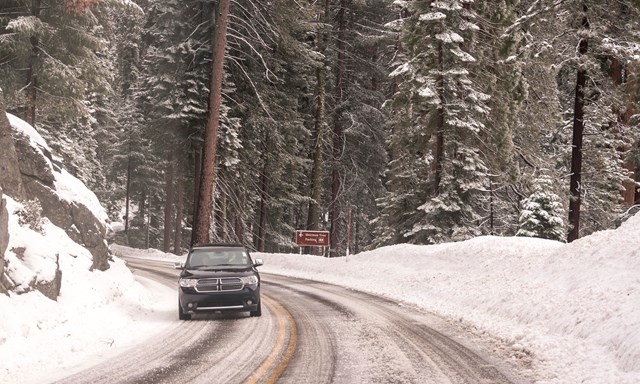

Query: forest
[1,0,639,256]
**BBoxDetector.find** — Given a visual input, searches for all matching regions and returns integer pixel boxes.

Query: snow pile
[256,214,640,384]
[0,214,174,383]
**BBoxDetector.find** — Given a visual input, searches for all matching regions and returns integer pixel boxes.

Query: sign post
[295,230,329,255]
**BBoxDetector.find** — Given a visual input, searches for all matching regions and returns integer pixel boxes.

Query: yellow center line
[244,295,297,384]
[266,300,297,384]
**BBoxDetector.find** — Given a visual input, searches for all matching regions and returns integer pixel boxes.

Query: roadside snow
[254,215,640,384]
[1,214,639,383]
[0,197,175,384]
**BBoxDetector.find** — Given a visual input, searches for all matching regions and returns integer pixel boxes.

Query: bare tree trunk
[307,69,326,230]
[434,41,445,195]
[124,135,133,237]
[214,185,226,241]
[306,0,330,255]
[25,0,41,126]
[353,206,360,255]
[329,0,347,257]
[174,165,184,254]
[256,155,269,252]
[611,59,639,206]
[192,0,230,245]
[234,209,244,244]
[163,150,175,253]
[567,6,589,243]
[190,149,202,246]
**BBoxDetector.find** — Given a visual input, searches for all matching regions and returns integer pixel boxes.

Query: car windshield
[186,249,251,269]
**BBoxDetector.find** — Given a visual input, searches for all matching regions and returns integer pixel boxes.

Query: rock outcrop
[0,90,25,200]
[0,91,110,299]
[0,88,21,295]
[13,131,110,271]
[0,186,11,294]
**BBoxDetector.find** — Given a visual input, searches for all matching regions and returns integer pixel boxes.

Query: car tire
[178,301,191,320]
[250,301,262,317]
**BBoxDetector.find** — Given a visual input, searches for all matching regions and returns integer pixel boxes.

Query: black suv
[176,244,263,320]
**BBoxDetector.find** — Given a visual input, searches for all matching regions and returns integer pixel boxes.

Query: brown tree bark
[124,132,133,237]
[434,41,445,195]
[192,0,230,245]
[190,149,202,246]
[329,0,347,257]
[255,154,269,252]
[611,59,639,206]
[305,0,330,255]
[25,0,41,125]
[214,185,226,241]
[234,209,244,244]
[567,7,589,243]
[173,164,184,254]
[163,150,175,253]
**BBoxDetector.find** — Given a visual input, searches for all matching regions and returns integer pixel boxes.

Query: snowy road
[54,258,529,384]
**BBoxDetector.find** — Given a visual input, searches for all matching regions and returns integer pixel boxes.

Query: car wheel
[250,301,262,317]
[178,301,191,320]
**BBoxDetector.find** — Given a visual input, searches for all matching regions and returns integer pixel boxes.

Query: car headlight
[241,275,259,286]
[179,278,198,288]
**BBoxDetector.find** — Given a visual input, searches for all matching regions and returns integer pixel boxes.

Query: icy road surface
[54,258,531,384]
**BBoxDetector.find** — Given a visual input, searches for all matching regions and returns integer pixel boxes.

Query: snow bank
[1,115,171,384]
[0,203,175,383]
[1,209,638,383]
[256,215,640,384]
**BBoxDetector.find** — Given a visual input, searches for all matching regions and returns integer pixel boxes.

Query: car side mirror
[254,258,264,267]
[174,261,185,269]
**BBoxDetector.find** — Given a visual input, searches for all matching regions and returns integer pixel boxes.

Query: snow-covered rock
[1,112,111,298]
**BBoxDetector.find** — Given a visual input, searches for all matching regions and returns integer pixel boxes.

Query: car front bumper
[179,286,260,314]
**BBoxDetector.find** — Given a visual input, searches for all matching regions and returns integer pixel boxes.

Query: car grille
[195,277,244,293]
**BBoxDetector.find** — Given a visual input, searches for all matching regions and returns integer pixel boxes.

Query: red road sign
[295,230,330,247]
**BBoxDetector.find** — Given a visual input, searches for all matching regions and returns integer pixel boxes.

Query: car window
[187,249,250,268]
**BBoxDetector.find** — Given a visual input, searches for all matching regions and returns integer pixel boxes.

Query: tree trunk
[234,209,244,244]
[611,59,639,206]
[174,165,184,254]
[190,148,202,246]
[25,0,41,126]
[214,184,226,241]
[305,2,330,255]
[434,40,445,195]
[329,0,347,257]
[256,155,269,252]
[163,150,175,253]
[192,0,230,245]
[567,7,589,243]
[124,135,133,236]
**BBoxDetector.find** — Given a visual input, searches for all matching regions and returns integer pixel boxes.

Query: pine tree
[516,174,566,241]
[384,0,490,244]
[505,0,640,240]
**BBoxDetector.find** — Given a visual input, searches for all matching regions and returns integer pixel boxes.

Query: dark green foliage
[2,0,639,253]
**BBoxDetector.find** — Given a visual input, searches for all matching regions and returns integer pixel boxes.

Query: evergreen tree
[516,174,566,241]
[506,1,640,240]
[384,0,490,244]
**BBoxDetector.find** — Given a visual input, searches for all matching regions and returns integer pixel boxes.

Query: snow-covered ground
[1,214,639,383]
[0,200,176,384]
